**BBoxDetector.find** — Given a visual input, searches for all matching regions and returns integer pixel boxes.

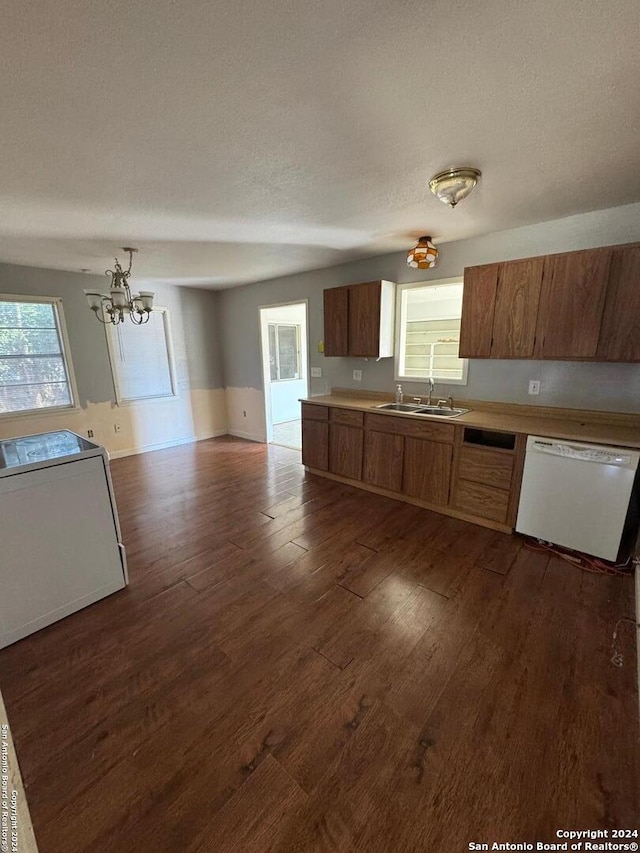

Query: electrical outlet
[528,380,541,396]
[114,423,121,433]
[353,369,363,382]
[311,367,322,378]
[87,429,94,438]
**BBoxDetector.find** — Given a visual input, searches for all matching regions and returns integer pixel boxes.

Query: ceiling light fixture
[429,167,481,208]
[84,248,154,325]
[407,235,438,269]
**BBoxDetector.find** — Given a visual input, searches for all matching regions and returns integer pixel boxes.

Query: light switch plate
[353,369,363,382]
[528,380,541,395]
[311,367,322,378]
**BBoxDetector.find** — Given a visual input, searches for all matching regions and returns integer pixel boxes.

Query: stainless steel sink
[374,402,469,418]
[375,402,424,413]
[414,406,469,418]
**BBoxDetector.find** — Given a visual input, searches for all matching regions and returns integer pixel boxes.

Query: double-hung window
[0,294,77,417]
[106,308,177,404]
[396,278,468,384]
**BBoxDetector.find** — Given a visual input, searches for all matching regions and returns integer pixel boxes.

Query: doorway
[259,301,309,450]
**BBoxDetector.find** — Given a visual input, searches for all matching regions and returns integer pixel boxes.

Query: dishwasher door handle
[530,440,633,466]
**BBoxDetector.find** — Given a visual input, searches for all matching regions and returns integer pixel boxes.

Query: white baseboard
[109,429,228,459]
[227,428,266,444]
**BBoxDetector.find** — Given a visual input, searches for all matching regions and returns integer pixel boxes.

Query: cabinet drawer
[330,408,364,428]
[302,403,329,422]
[454,479,509,524]
[458,446,514,490]
[365,413,454,443]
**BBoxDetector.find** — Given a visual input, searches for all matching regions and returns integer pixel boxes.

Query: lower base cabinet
[363,430,404,491]
[301,404,525,532]
[402,437,452,506]
[329,423,363,480]
[302,419,329,471]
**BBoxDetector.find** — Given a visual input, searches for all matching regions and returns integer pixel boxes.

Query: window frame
[105,306,178,406]
[267,322,302,383]
[394,277,469,386]
[0,293,80,421]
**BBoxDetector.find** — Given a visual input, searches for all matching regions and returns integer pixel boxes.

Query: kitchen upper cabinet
[323,287,349,356]
[459,242,640,362]
[536,248,612,358]
[460,258,544,359]
[491,258,544,358]
[597,246,640,362]
[323,281,395,358]
[459,264,499,357]
[402,438,452,506]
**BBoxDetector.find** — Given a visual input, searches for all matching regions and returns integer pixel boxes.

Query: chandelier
[407,235,438,269]
[84,248,154,325]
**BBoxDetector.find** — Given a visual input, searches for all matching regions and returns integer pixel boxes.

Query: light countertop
[301,393,640,449]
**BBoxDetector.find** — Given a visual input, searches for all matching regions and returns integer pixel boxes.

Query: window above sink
[395,278,469,386]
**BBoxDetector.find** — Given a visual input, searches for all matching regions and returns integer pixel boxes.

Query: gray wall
[0,262,225,407]
[219,201,640,413]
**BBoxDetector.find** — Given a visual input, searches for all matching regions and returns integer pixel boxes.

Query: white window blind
[396,280,468,384]
[0,296,76,416]
[107,309,176,403]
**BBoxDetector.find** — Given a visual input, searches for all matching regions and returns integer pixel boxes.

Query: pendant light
[407,235,438,269]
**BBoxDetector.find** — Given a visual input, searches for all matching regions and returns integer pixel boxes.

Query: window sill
[0,405,82,424]
[395,376,469,387]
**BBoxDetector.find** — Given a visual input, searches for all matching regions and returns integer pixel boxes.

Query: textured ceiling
[1,0,639,287]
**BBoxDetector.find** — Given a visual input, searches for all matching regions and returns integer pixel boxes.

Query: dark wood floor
[0,437,637,852]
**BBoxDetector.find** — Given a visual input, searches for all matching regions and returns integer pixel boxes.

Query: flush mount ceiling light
[84,248,154,325]
[429,167,481,208]
[407,235,438,269]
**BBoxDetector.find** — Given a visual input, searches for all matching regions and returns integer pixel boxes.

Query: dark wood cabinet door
[363,430,404,491]
[402,437,452,506]
[329,424,363,481]
[302,420,329,471]
[459,264,499,357]
[323,287,349,356]
[348,282,381,356]
[597,246,640,361]
[537,249,612,358]
[491,258,544,358]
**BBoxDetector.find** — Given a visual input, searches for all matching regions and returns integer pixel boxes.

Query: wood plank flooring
[0,436,637,852]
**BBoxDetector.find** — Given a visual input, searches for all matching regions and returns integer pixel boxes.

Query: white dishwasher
[516,435,640,561]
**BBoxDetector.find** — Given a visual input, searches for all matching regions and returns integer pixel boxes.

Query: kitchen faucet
[413,377,436,407]
[427,377,435,406]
